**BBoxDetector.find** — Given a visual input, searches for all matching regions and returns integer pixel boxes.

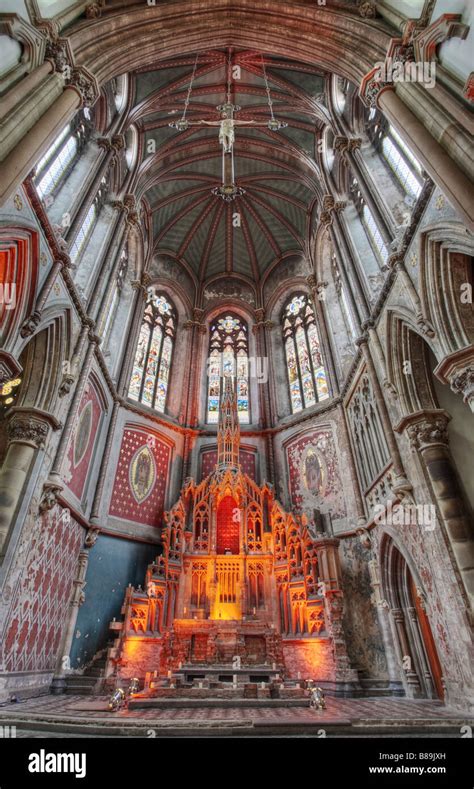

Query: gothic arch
[0,226,40,353]
[417,222,474,356]
[379,530,445,700]
[385,315,439,418]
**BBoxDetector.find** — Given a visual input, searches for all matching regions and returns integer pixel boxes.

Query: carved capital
[68,66,100,108]
[395,409,451,451]
[434,348,474,412]
[7,408,61,448]
[45,37,74,79]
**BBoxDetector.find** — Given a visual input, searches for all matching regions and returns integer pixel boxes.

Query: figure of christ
[199,114,260,153]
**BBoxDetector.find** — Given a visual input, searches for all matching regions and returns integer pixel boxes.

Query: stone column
[363,82,474,230]
[65,135,124,247]
[340,406,366,527]
[391,607,423,696]
[0,409,60,557]
[252,308,275,482]
[396,409,474,613]
[51,528,99,694]
[20,258,68,338]
[89,399,121,525]
[46,329,99,497]
[306,275,340,396]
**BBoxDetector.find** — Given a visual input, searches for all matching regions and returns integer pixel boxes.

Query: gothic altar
[106,378,358,693]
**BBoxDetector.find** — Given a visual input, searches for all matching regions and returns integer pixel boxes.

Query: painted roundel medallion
[130,444,156,504]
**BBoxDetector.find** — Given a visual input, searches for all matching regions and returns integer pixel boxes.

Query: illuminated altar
[107,377,358,692]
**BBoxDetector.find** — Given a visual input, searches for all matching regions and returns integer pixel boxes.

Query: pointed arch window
[207,314,249,424]
[282,294,329,413]
[33,109,92,201]
[128,289,177,413]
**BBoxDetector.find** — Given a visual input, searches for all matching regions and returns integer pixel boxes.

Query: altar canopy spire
[217,374,240,471]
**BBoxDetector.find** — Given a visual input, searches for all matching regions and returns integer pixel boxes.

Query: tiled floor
[1,694,471,724]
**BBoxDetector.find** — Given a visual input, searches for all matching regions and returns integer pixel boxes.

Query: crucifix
[170,53,287,201]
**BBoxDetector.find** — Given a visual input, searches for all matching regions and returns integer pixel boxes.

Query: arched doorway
[382,536,444,700]
[216,495,240,555]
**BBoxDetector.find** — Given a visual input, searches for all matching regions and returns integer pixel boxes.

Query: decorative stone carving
[399,410,451,451]
[183,308,207,333]
[412,13,469,63]
[85,528,100,548]
[7,415,49,448]
[434,348,474,413]
[333,136,362,161]
[358,1,377,18]
[39,481,63,512]
[45,37,74,80]
[20,311,42,339]
[69,66,100,108]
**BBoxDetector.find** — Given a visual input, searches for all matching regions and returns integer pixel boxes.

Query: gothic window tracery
[282,294,329,413]
[128,289,177,413]
[33,110,92,201]
[347,372,390,490]
[207,313,249,423]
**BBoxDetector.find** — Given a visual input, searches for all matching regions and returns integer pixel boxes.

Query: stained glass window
[282,294,329,413]
[207,313,249,424]
[128,289,177,413]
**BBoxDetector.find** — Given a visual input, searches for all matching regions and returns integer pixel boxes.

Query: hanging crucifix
[170,52,287,201]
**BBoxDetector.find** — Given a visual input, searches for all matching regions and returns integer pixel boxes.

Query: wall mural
[286,427,347,526]
[109,427,171,526]
[340,537,388,679]
[62,379,103,501]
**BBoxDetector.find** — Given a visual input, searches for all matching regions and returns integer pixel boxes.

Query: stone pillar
[391,607,423,696]
[51,528,99,694]
[0,409,60,557]
[362,82,474,229]
[46,329,99,497]
[306,276,340,396]
[396,409,474,613]
[65,135,124,247]
[20,258,67,338]
[340,406,366,527]
[252,308,275,482]
[367,558,404,695]
[89,399,121,525]
[0,87,80,206]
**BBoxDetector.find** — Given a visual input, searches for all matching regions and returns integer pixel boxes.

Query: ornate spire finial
[216,375,240,471]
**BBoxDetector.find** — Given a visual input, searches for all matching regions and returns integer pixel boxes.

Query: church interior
[0,0,473,739]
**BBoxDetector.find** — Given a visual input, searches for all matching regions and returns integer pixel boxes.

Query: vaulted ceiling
[130,50,330,288]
